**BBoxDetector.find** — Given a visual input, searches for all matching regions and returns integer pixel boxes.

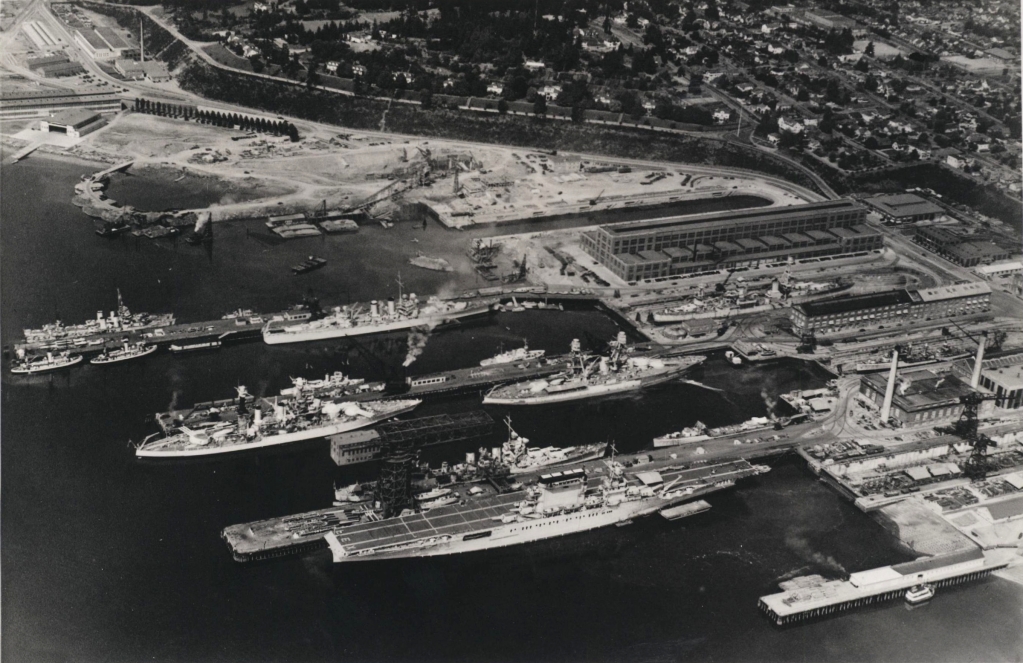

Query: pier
[758,548,1009,626]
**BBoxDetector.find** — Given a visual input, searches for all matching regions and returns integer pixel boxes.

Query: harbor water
[2,157,1021,662]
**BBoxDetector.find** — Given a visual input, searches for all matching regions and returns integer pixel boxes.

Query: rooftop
[865,193,944,218]
[982,363,1023,391]
[797,290,913,317]
[861,370,975,412]
[912,281,991,302]
[47,108,102,128]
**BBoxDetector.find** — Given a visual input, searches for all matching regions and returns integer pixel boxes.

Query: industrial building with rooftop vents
[858,369,974,426]
[579,199,881,282]
[789,282,992,338]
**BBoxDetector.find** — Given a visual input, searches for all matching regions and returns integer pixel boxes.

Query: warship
[321,456,768,562]
[262,279,490,344]
[138,386,419,458]
[22,290,174,344]
[480,341,545,367]
[483,334,704,405]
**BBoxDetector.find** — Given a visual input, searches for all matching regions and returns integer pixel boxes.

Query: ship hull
[480,350,545,367]
[653,434,711,448]
[326,494,695,563]
[137,402,419,458]
[262,306,489,345]
[482,367,688,406]
[91,345,158,365]
[10,356,84,374]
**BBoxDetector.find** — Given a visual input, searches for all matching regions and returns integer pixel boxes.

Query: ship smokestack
[880,347,900,422]
[370,300,379,317]
[387,298,395,315]
[970,333,987,388]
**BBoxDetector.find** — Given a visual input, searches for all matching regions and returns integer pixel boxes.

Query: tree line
[133,98,300,140]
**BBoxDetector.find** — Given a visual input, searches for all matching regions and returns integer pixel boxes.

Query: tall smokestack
[880,347,900,423]
[970,333,987,388]
[140,17,144,62]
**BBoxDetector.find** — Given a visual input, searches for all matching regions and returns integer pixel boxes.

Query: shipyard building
[913,226,1014,267]
[858,369,974,425]
[789,282,992,337]
[579,199,881,282]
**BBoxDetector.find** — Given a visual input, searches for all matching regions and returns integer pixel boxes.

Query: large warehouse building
[790,282,992,337]
[579,199,882,282]
[859,369,973,426]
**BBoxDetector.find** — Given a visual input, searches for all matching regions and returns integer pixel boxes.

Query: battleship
[480,341,545,367]
[138,387,420,458]
[321,457,769,562]
[22,290,175,344]
[9,350,83,374]
[262,280,491,345]
[155,372,386,433]
[91,342,157,365]
[482,334,704,405]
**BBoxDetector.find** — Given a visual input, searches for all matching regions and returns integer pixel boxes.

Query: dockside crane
[937,391,1006,481]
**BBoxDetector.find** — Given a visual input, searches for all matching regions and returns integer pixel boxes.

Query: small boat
[169,340,222,353]
[904,584,934,605]
[291,256,327,275]
[91,343,157,365]
[9,351,83,374]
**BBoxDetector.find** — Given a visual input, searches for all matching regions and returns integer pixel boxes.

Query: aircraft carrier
[222,449,767,562]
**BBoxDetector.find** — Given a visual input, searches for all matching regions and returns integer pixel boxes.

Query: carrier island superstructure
[222,450,769,563]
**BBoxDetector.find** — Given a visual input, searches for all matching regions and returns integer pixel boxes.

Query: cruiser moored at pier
[262,280,491,345]
[480,341,545,367]
[22,290,174,346]
[483,334,704,406]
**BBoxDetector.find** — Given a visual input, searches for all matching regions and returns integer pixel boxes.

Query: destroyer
[138,389,420,458]
[653,422,711,448]
[262,279,490,344]
[483,334,704,406]
[9,350,83,374]
[480,341,545,367]
[22,290,174,344]
[322,457,768,562]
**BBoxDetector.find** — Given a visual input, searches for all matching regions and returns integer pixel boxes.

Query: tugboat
[904,584,935,606]
[9,350,83,374]
[90,342,157,365]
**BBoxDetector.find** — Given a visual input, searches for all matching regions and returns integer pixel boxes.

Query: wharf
[758,548,1010,626]
[223,453,763,562]
[330,411,496,466]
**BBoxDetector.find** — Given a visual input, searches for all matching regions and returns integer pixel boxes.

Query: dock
[330,411,496,466]
[758,548,1009,626]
